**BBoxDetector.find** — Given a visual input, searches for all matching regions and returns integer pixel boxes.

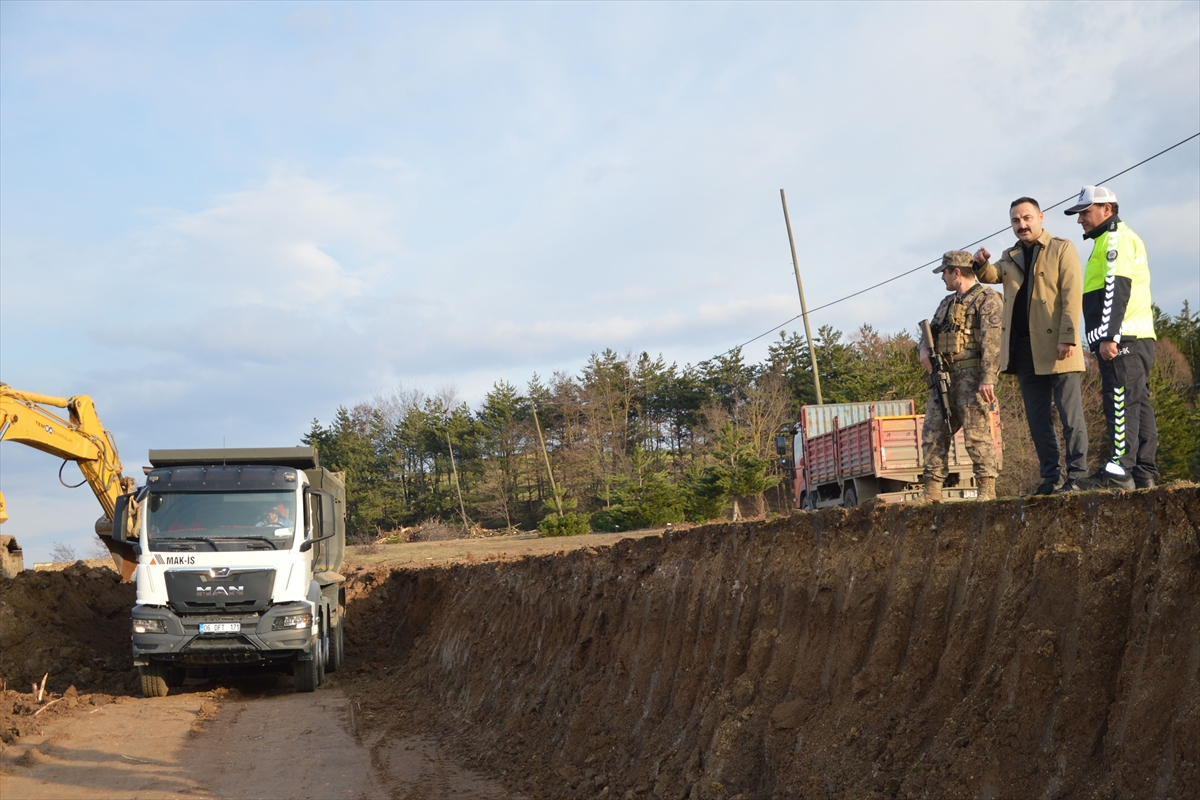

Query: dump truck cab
[114,447,346,696]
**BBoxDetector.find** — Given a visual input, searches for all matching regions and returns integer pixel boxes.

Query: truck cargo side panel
[877,417,922,475]
[837,420,874,480]
[809,431,840,485]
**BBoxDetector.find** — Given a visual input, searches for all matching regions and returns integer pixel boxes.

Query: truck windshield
[147,491,297,552]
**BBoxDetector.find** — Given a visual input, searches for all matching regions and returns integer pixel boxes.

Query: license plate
[963,490,978,498]
[199,622,240,633]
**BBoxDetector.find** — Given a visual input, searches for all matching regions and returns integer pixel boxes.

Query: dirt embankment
[0,564,137,698]
[343,487,1200,799]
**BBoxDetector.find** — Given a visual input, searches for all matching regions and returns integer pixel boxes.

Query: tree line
[304,304,1200,541]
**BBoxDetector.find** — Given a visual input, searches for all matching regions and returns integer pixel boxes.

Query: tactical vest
[933,284,987,368]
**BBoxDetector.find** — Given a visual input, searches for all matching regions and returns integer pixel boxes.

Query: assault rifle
[920,318,958,430]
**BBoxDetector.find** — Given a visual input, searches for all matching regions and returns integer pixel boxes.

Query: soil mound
[0,563,137,697]
[0,564,137,752]
[343,486,1200,799]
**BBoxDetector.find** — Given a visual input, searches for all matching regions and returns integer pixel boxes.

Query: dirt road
[0,681,512,799]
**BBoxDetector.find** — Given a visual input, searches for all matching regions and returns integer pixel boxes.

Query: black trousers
[1096,338,1158,481]
[1009,337,1089,483]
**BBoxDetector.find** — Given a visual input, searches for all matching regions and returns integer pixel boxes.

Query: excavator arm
[0,383,139,580]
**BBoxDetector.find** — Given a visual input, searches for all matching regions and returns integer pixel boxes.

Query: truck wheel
[317,616,329,686]
[295,650,320,693]
[139,663,170,698]
[295,618,324,693]
[326,617,344,673]
[843,486,858,508]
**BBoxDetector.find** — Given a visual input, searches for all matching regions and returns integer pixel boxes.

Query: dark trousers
[1097,338,1158,481]
[1010,337,1088,483]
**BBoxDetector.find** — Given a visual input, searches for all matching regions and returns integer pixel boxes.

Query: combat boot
[977,476,996,501]
[922,478,943,503]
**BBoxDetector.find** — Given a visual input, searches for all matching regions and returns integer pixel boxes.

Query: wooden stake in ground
[36,673,48,702]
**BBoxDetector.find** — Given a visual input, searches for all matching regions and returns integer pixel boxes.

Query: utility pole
[780,189,823,405]
[444,427,471,533]
[531,403,563,517]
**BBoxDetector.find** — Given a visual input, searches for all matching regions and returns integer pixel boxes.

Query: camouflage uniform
[921,256,1004,486]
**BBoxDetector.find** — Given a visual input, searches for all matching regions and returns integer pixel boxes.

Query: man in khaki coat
[974,197,1087,494]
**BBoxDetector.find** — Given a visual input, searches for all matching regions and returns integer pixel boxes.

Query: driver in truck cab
[257,504,291,528]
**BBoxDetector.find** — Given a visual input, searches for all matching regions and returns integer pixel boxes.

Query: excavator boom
[0,384,138,580]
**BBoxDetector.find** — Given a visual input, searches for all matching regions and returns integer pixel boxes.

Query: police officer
[1066,186,1158,490]
[919,251,1004,501]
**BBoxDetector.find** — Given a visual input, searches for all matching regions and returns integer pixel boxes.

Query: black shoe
[1054,479,1083,494]
[1030,479,1060,496]
[1078,470,1136,492]
[1134,476,1156,490]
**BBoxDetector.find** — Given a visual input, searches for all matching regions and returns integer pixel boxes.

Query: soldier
[919,251,1004,501]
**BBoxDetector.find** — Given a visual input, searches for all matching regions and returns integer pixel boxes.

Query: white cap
[1064,185,1117,215]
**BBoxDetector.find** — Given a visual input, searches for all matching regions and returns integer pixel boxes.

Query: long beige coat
[976,228,1085,375]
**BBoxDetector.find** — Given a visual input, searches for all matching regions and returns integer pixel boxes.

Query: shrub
[538,512,591,537]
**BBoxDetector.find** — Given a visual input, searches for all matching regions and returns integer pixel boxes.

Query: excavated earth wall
[346,487,1200,800]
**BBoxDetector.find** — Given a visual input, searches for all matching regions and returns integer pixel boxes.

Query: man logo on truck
[195,585,244,597]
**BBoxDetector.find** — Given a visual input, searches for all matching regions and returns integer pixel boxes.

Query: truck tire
[317,615,329,686]
[295,619,325,693]
[326,616,344,673]
[295,648,320,692]
[843,486,858,508]
[140,663,170,698]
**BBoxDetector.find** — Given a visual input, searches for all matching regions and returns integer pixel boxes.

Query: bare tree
[87,536,112,560]
[49,541,77,564]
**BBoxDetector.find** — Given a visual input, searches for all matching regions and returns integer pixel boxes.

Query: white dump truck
[111,447,346,697]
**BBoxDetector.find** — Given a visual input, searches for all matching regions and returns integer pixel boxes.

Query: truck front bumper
[131,602,314,666]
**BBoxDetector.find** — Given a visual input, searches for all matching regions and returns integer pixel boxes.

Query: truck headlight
[133,618,167,634]
[272,613,311,631]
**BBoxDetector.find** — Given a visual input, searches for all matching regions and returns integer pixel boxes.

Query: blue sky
[2,1,1198,562]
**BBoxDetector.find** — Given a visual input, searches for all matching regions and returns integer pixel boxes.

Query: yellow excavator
[0,383,140,581]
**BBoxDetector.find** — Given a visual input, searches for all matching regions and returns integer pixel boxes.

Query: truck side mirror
[112,494,132,543]
[319,492,336,535]
[775,435,787,456]
[299,491,336,556]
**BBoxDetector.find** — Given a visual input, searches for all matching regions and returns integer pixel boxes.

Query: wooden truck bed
[806,412,999,485]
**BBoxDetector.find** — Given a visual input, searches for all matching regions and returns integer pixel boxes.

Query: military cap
[932,250,974,274]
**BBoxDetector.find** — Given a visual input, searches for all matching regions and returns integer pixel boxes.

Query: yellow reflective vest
[1081,218,1155,346]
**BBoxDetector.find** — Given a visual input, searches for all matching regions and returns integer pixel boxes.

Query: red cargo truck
[780,400,1002,510]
